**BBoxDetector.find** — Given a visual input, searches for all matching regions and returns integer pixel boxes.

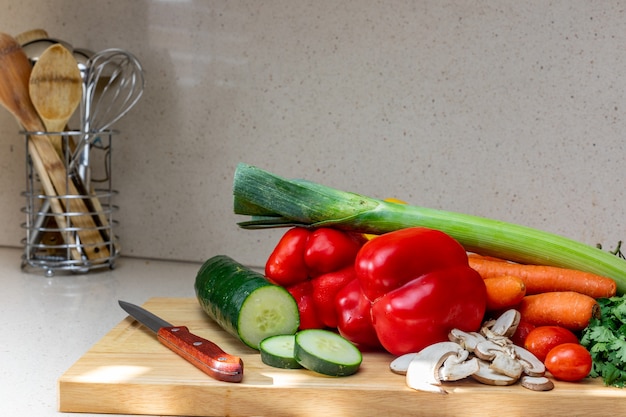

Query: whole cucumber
[195,255,299,349]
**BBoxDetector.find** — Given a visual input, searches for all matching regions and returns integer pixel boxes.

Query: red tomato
[524,325,580,362]
[545,343,592,382]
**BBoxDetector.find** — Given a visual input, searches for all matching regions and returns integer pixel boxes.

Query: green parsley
[580,295,626,387]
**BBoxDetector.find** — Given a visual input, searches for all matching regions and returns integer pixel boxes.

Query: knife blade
[118,300,244,382]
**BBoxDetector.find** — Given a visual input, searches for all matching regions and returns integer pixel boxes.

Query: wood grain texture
[29,43,82,155]
[58,298,626,417]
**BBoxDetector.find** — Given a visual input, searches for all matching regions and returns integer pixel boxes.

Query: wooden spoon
[0,32,109,261]
[29,43,120,255]
[29,43,82,156]
[27,42,80,252]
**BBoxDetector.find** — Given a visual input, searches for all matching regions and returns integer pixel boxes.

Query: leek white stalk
[233,163,626,294]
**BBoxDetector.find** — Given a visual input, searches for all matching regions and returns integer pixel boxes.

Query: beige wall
[1,0,625,269]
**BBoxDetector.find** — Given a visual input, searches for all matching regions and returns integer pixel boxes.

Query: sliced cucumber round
[259,334,303,369]
[294,329,362,376]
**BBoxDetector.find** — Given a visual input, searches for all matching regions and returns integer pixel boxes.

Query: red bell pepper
[355,226,472,302]
[370,265,486,355]
[304,228,363,277]
[265,227,311,286]
[355,227,487,355]
[266,227,365,330]
[286,280,325,330]
[311,266,356,328]
[335,278,382,350]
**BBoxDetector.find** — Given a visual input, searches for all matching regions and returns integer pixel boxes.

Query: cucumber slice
[294,329,362,376]
[259,334,303,369]
[195,255,300,349]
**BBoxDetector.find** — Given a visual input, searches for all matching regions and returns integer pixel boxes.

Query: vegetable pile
[193,163,626,386]
[266,226,487,355]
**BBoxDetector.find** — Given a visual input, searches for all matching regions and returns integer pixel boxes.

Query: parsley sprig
[580,295,626,387]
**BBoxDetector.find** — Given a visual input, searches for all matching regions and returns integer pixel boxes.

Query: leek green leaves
[233,163,626,295]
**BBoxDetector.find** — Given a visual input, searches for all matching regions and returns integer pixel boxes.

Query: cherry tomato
[545,343,592,382]
[524,325,580,362]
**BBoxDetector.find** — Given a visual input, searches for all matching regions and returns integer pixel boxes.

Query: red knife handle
[157,326,244,382]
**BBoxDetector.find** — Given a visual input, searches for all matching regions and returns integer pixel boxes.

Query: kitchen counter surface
[0,246,203,416]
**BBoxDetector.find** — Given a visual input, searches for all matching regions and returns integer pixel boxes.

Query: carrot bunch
[469,253,616,332]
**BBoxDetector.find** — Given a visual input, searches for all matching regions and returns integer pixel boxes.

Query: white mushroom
[448,329,486,352]
[389,353,417,375]
[471,359,518,386]
[439,352,479,381]
[513,345,546,377]
[405,342,470,394]
[489,352,523,379]
[474,339,507,361]
[520,375,554,391]
[487,309,521,338]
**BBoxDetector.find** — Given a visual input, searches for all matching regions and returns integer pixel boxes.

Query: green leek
[233,163,626,295]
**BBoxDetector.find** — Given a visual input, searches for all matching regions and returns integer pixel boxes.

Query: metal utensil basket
[21,130,119,276]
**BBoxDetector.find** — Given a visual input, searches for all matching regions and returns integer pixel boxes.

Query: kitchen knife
[118,300,244,382]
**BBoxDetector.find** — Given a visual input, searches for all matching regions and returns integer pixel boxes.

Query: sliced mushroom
[439,354,480,381]
[389,353,417,375]
[520,375,554,391]
[488,309,521,338]
[471,360,518,386]
[489,352,523,379]
[406,341,469,394]
[397,317,554,393]
[448,329,486,352]
[474,340,506,361]
[513,345,546,377]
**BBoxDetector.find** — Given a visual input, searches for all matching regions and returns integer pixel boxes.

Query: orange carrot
[467,253,509,262]
[468,257,616,299]
[517,291,600,331]
[484,275,527,311]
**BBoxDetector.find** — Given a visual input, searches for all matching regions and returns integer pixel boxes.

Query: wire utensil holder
[21,130,119,276]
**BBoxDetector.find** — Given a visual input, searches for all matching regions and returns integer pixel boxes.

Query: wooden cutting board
[58,297,626,417]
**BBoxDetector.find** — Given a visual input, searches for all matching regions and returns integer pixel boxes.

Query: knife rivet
[171,327,180,332]
[217,357,226,362]
[193,341,203,347]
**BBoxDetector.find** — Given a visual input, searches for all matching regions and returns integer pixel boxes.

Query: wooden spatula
[0,32,109,261]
